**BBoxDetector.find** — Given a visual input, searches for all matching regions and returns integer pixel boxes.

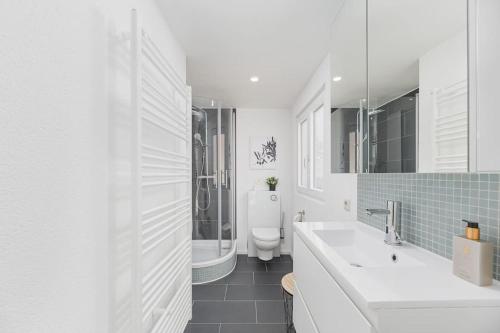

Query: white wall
[236,108,293,255]
[291,56,358,227]
[0,1,185,332]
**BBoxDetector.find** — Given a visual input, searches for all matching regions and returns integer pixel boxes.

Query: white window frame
[312,105,324,191]
[296,96,325,196]
[297,115,310,189]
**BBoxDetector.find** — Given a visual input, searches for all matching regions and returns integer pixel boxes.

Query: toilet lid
[252,227,280,241]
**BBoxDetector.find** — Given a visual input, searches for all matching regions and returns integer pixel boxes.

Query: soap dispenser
[453,219,493,286]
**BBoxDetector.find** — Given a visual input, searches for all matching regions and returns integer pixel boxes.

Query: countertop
[294,221,500,310]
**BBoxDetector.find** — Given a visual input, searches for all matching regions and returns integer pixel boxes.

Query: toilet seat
[252,227,280,241]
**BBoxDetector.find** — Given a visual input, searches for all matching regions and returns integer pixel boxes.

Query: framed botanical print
[250,136,277,169]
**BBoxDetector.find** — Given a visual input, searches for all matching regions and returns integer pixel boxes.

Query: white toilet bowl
[252,227,280,261]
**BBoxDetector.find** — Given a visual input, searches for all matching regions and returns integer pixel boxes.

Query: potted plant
[265,177,278,191]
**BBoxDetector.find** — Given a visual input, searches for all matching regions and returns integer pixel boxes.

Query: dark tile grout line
[188,316,287,327]
[205,283,282,286]
[194,299,273,302]
[188,317,287,326]
[194,298,285,301]
[191,320,286,324]
[254,300,258,323]
[243,254,292,262]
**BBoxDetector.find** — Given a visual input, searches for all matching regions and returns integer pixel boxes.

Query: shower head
[194,133,204,146]
[192,110,203,120]
[192,107,205,121]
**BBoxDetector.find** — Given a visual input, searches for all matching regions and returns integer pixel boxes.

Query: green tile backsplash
[358,173,500,280]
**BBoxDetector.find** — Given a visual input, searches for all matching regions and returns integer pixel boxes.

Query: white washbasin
[295,221,500,311]
[295,221,500,332]
[313,228,424,268]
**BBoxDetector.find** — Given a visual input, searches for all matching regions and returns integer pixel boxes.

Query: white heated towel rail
[131,9,192,333]
[432,79,468,172]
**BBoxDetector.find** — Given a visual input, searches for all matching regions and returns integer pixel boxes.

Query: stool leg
[282,289,295,332]
[282,289,289,328]
[287,295,294,333]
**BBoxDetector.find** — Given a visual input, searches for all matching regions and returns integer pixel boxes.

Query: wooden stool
[281,273,295,332]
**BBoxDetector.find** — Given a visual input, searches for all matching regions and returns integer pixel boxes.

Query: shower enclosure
[191,97,236,284]
[366,90,418,173]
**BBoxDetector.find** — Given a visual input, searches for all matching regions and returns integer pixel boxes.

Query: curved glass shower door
[191,97,236,267]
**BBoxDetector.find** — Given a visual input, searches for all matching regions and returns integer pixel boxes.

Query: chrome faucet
[366,200,402,246]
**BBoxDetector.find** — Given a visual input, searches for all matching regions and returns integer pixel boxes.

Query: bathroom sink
[313,229,424,268]
[295,222,500,332]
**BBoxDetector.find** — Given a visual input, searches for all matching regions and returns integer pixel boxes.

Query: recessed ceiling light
[250,76,260,83]
[332,76,342,82]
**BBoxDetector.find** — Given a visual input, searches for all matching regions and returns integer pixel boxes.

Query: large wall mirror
[330,0,367,173]
[330,0,468,174]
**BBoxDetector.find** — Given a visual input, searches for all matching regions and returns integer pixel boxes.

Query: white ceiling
[157,0,344,108]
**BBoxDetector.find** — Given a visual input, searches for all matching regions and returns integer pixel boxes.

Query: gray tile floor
[184,254,293,333]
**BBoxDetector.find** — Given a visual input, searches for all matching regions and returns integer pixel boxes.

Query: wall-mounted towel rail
[432,79,468,172]
[130,9,192,333]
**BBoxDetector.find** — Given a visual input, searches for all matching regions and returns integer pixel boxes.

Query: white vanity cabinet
[469,0,500,172]
[293,227,500,333]
[293,234,375,333]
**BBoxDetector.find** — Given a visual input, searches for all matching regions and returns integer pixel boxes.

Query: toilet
[247,190,281,261]
[252,228,281,261]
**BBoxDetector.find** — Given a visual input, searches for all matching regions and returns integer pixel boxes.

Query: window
[297,104,324,192]
[312,107,324,190]
[298,118,309,188]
